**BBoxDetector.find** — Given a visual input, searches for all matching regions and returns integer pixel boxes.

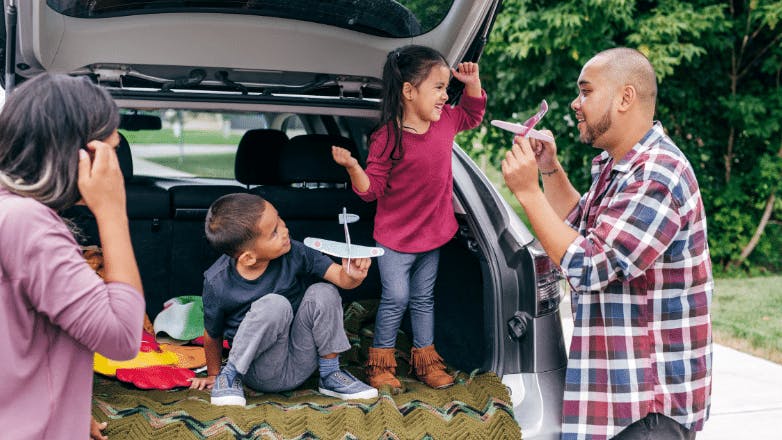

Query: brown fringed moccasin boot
[411,344,454,389]
[366,347,402,390]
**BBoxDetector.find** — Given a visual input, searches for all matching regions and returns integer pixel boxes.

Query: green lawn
[147,153,236,179]
[712,276,782,364]
[120,128,243,145]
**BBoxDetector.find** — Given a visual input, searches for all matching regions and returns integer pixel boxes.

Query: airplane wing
[491,99,553,142]
[303,237,385,258]
[490,120,555,142]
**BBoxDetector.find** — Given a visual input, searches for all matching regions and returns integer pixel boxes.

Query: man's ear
[402,81,415,101]
[236,250,256,267]
[618,84,636,112]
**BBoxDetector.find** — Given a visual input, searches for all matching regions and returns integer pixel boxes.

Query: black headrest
[278,134,357,184]
[234,129,289,185]
[116,132,133,180]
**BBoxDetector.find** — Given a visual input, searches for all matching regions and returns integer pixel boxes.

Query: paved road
[560,294,782,439]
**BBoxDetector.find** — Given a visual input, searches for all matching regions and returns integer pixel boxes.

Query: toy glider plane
[303,208,384,272]
[490,99,554,143]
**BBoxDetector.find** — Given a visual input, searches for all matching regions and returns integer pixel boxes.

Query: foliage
[460,0,782,273]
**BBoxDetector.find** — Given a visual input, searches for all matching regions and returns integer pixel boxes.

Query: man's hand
[502,135,543,201]
[188,375,216,390]
[90,417,108,440]
[528,130,559,172]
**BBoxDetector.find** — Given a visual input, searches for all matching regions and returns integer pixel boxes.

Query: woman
[0,74,145,439]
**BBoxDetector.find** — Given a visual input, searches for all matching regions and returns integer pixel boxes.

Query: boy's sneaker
[211,368,246,406]
[318,369,378,400]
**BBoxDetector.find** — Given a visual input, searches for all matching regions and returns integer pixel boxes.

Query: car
[2,1,567,438]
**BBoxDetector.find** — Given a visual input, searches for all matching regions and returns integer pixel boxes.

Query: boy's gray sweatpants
[227,282,350,393]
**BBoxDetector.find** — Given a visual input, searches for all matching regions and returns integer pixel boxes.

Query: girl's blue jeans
[372,243,440,349]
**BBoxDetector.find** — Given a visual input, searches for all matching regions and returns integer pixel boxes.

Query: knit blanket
[91,301,522,439]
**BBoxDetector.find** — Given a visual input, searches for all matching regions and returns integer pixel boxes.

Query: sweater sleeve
[354,126,394,202]
[13,201,145,360]
[448,89,487,132]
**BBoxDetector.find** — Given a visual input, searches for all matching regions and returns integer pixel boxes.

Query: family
[0,45,712,440]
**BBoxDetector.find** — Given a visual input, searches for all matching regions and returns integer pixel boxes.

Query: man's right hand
[188,375,216,390]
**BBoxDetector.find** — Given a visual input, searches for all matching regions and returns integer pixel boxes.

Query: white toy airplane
[490,99,555,143]
[303,207,384,272]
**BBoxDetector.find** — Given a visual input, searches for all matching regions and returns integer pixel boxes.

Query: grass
[712,276,782,364]
[120,128,243,145]
[147,153,236,178]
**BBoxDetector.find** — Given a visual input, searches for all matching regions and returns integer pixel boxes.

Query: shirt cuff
[559,235,587,292]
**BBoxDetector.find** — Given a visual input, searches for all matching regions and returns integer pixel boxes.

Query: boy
[188,193,377,405]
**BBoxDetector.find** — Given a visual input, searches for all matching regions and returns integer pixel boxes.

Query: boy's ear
[236,250,256,267]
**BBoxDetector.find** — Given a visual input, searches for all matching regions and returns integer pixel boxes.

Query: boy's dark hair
[378,45,448,160]
[0,73,119,211]
[205,193,267,258]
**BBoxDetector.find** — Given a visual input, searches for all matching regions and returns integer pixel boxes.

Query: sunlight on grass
[712,276,782,364]
[147,153,236,179]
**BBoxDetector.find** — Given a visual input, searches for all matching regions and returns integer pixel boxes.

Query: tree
[459,0,782,273]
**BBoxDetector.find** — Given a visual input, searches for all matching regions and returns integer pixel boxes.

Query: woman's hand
[77,139,126,221]
[90,417,108,440]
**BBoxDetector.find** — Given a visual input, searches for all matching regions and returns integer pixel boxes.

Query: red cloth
[116,365,195,390]
[191,335,230,349]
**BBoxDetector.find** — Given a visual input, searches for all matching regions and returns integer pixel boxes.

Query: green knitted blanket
[91,301,522,440]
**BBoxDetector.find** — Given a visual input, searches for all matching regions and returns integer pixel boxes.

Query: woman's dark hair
[205,193,267,258]
[0,74,119,211]
[378,45,448,160]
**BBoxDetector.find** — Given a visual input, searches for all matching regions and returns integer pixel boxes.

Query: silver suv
[2,1,566,438]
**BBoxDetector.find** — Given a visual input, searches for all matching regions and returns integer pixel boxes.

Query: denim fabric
[228,283,350,393]
[373,244,440,348]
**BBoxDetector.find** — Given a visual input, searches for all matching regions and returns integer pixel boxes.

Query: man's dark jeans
[613,413,696,440]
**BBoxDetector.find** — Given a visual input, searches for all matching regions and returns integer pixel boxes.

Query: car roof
[5,0,500,104]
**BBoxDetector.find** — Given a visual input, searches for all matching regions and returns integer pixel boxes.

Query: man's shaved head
[588,48,658,117]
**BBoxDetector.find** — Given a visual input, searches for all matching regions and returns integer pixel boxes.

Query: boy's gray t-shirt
[202,240,334,340]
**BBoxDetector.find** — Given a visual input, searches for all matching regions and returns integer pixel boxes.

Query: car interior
[62,113,489,373]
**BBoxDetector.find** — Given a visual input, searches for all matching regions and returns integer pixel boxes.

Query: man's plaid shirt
[559,123,713,439]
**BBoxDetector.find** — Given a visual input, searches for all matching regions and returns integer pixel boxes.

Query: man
[502,47,713,439]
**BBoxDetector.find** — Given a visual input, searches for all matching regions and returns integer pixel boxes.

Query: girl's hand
[188,375,216,390]
[332,146,358,169]
[77,139,126,220]
[451,62,481,87]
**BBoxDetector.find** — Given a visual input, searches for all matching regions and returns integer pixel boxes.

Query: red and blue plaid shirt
[560,123,713,439]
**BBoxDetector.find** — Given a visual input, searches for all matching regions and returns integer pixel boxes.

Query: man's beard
[580,109,612,145]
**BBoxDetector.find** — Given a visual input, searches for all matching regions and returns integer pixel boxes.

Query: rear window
[47,0,455,38]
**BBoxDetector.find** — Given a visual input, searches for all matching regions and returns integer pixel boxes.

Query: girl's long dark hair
[0,74,119,211]
[377,45,448,160]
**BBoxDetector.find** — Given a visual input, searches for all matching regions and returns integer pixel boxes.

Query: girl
[332,45,485,390]
[0,74,145,439]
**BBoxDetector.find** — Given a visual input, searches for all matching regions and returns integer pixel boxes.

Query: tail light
[533,253,563,316]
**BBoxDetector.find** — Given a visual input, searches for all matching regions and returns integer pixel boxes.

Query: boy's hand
[188,375,216,390]
[342,257,370,281]
[332,146,358,169]
[451,62,480,87]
